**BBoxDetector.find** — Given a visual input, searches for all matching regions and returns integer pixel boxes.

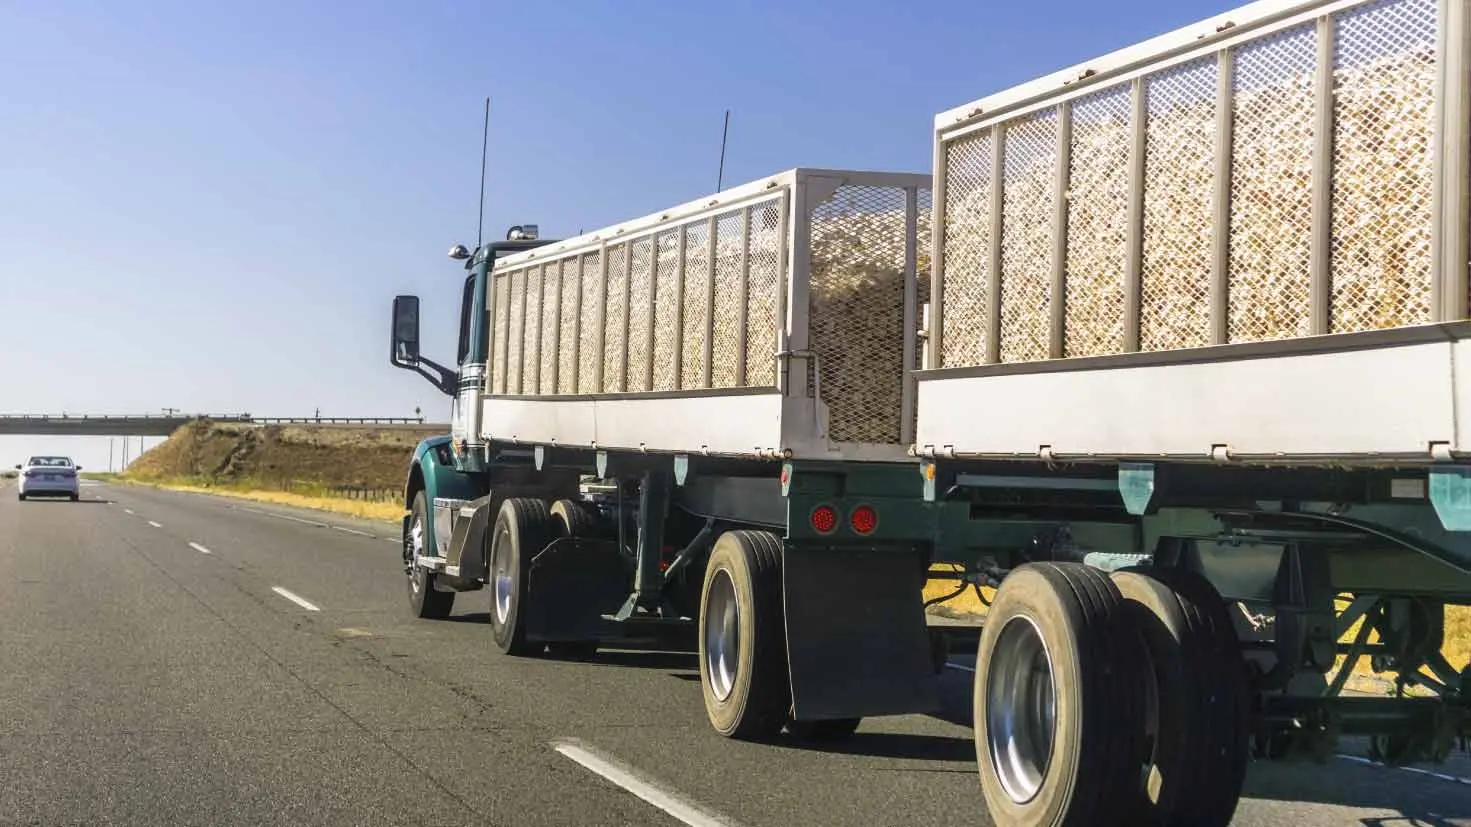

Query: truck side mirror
[392,295,421,365]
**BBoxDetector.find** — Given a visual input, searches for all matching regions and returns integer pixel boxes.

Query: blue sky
[0,0,1238,468]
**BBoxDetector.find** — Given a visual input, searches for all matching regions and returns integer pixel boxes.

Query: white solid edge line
[148,520,162,528]
[271,586,321,612]
[552,740,742,827]
[189,542,212,555]
[1335,753,1471,785]
[945,662,976,673]
[332,525,373,537]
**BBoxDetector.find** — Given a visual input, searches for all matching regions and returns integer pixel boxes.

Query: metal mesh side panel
[539,262,561,394]
[578,251,602,393]
[491,274,510,394]
[652,230,681,391]
[808,185,910,445]
[557,258,580,394]
[1228,24,1318,343]
[999,111,1058,362]
[1141,58,1217,351]
[603,243,629,392]
[681,222,711,389]
[1330,0,1438,332]
[917,186,934,367]
[519,267,540,395]
[745,201,782,387]
[711,211,745,388]
[940,131,992,368]
[626,238,654,392]
[1064,85,1132,357]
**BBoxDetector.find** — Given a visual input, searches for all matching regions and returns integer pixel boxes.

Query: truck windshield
[454,273,475,365]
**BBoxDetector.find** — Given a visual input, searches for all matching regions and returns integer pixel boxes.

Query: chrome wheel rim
[704,569,740,703]
[985,615,1057,805]
[407,517,424,594]
[491,525,513,626]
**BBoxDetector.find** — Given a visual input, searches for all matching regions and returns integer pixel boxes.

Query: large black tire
[698,529,790,741]
[488,497,557,656]
[406,492,455,620]
[1110,566,1250,827]
[974,562,1146,827]
[549,499,609,539]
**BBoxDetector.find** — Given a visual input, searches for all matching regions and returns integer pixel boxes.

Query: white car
[16,456,81,501]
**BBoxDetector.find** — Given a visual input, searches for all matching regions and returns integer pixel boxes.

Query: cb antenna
[716,109,730,192]
[477,96,491,248]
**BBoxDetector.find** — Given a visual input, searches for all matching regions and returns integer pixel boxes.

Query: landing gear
[405,492,454,619]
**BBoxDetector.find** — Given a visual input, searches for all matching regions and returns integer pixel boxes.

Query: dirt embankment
[124,420,438,491]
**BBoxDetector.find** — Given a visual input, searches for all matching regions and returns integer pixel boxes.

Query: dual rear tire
[697,529,861,743]
[973,561,1248,827]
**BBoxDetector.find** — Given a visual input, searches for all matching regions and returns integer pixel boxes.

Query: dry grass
[118,476,403,524]
[924,565,1471,682]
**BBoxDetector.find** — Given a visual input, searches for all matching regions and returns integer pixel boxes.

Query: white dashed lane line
[189,542,212,555]
[332,525,373,538]
[552,739,743,827]
[270,586,321,612]
[147,520,162,528]
[1335,753,1471,786]
[123,509,135,515]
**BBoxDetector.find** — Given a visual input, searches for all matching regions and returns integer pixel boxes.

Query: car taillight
[850,505,878,535]
[810,504,837,535]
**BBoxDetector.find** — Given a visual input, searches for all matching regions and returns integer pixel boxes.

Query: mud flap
[524,538,630,643]
[782,545,940,721]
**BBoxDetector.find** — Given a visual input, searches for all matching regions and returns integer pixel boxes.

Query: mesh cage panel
[519,267,540,394]
[578,251,603,393]
[558,258,580,394]
[1141,58,1217,351]
[1229,23,1318,343]
[1064,85,1132,357]
[514,264,538,391]
[999,111,1058,362]
[627,238,654,392]
[682,221,712,389]
[491,274,510,394]
[603,243,629,392]
[808,184,912,445]
[711,211,745,387]
[941,131,992,368]
[746,200,782,387]
[1331,0,1438,332]
[539,262,561,394]
[653,230,681,391]
[917,187,934,367]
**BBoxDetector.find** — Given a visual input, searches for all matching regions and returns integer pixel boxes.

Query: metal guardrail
[0,413,429,425]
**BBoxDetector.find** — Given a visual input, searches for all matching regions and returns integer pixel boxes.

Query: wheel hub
[986,615,1057,805]
[491,525,514,626]
[704,569,740,703]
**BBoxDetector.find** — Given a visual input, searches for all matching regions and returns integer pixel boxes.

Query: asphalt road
[2,479,1469,826]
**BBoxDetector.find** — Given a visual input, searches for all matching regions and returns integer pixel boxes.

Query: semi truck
[386,0,1471,823]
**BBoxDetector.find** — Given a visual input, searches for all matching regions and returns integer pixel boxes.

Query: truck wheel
[699,529,790,741]
[1110,566,1249,827]
[489,497,556,656]
[974,562,1145,827]
[550,499,609,539]
[406,492,454,619]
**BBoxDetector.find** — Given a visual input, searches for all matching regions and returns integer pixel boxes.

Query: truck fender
[402,437,490,560]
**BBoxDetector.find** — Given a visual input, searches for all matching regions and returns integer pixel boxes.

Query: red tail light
[810,504,837,534]
[849,505,878,535]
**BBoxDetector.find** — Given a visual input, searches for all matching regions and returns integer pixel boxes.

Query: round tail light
[810,504,838,534]
[850,505,878,535]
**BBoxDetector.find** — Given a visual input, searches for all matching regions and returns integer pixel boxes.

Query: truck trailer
[387,0,1471,824]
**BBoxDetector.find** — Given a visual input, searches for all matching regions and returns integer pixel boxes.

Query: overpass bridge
[0,414,447,437]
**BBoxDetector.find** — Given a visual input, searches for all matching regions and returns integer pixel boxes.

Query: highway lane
[2,479,1469,826]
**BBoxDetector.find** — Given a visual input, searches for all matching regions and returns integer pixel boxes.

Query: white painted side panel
[481,393,784,457]
[916,343,1457,460]
[481,398,597,446]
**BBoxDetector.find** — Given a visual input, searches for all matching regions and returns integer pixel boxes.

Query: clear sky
[0,0,1237,470]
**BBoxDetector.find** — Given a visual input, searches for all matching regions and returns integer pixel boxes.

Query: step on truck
[387,0,1471,823]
